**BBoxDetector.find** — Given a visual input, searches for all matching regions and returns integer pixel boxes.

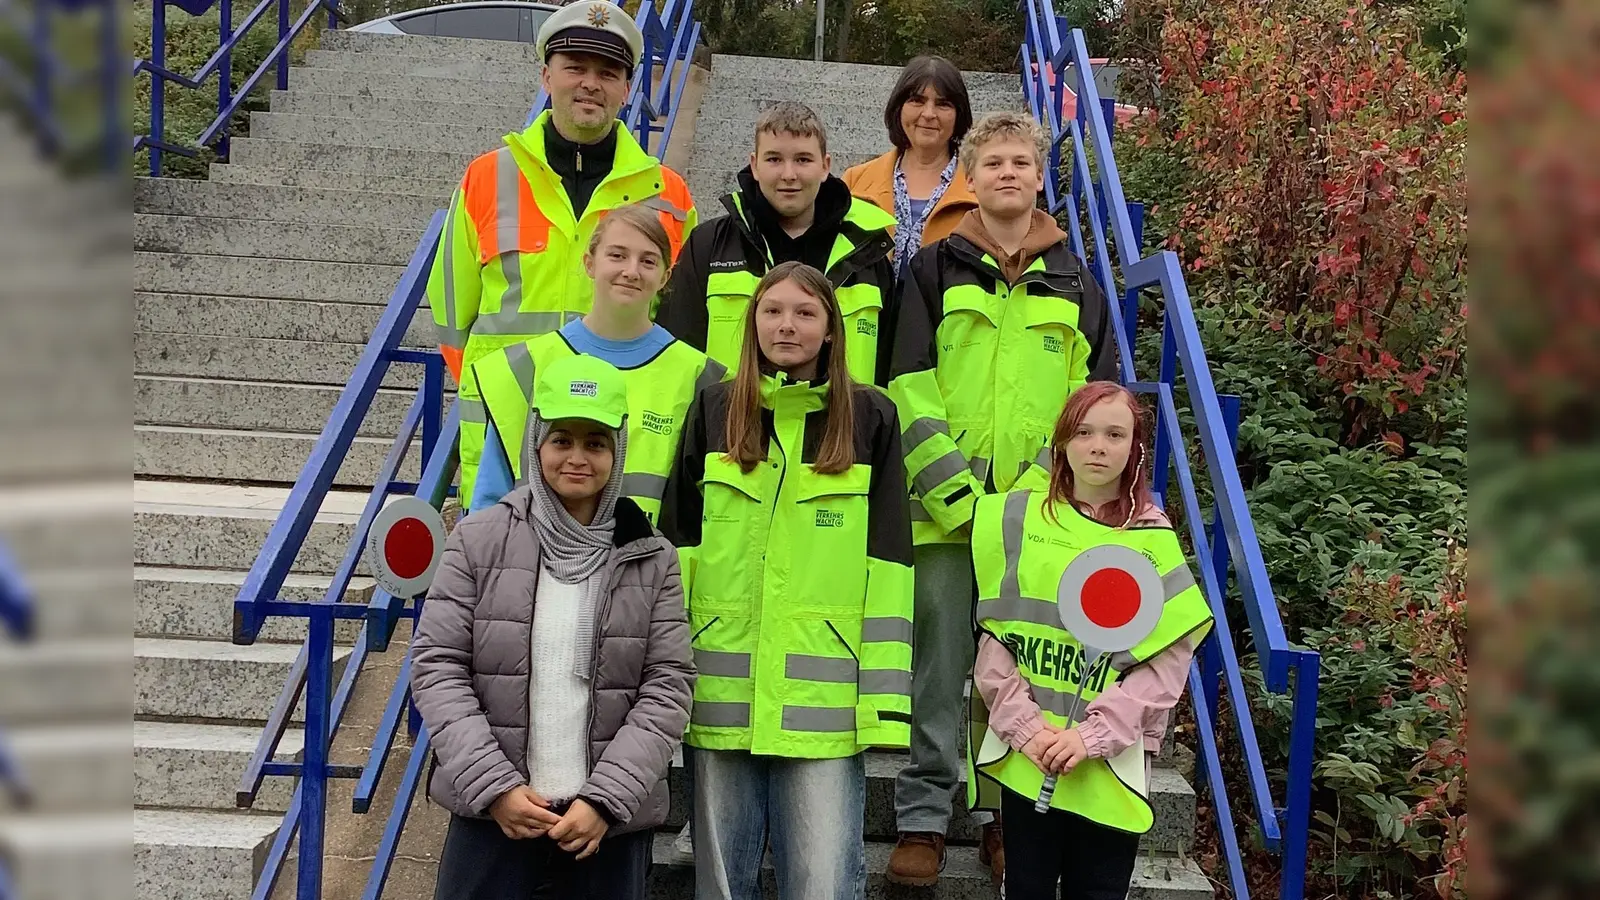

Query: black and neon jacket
[657,373,915,758]
[887,234,1117,546]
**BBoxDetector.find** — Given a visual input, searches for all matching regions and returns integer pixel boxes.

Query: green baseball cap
[533,354,629,429]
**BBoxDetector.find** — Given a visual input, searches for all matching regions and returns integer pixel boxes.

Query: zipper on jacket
[579,542,656,777]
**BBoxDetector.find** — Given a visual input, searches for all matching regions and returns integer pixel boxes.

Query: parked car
[349,1,560,42]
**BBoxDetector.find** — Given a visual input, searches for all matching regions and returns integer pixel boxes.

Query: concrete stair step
[137,375,436,440]
[136,566,372,644]
[135,177,443,230]
[288,66,539,110]
[134,808,281,900]
[135,720,303,813]
[704,72,1021,112]
[17,567,132,639]
[320,28,544,64]
[134,637,353,722]
[0,724,130,812]
[229,136,480,180]
[302,47,549,81]
[0,812,129,900]
[645,832,1211,899]
[135,252,407,305]
[137,332,427,388]
[136,293,433,346]
[207,163,457,200]
[135,213,427,266]
[134,479,370,573]
[0,480,130,570]
[0,426,128,485]
[0,639,132,724]
[252,111,516,158]
[135,423,422,486]
[270,88,529,130]
[711,54,1018,94]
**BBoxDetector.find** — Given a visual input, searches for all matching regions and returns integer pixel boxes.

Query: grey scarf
[524,412,629,680]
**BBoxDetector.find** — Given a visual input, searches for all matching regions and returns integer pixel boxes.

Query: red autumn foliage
[1128,0,1466,443]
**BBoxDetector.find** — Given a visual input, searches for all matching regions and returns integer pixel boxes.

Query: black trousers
[1000,787,1142,900]
[432,813,652,900]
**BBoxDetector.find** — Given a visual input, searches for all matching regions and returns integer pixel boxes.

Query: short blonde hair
[755,101,829,156]
[958,112,1048,174]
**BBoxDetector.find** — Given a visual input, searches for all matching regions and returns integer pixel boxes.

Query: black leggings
[1000,787,1142,900]
[432,813,652,900]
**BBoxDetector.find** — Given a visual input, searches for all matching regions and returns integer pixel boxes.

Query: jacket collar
[507,110,657,183]
[849,149,979,220]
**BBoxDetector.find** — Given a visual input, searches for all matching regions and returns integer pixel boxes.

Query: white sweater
[526,568,591,800]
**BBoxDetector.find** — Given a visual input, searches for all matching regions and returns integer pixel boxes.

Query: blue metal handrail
[226,5,703,898]
[0,0,121,170]
[1019,3,1322,898]
[133,0,344,176]
[0,540,32,900]
[525,0,702,156]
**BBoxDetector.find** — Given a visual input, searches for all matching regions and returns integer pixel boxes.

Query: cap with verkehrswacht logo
[533,354,630,429]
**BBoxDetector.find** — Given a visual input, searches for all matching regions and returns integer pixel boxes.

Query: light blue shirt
[468,320,674,513]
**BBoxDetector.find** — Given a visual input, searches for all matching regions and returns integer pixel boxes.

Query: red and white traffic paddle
[363,497,447,599]
[1035,544,1166,812]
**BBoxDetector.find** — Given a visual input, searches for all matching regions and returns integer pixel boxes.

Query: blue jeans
[693,749,866,900]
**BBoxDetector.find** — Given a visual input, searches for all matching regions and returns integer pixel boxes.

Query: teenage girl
[967,382,1214,900]
[658,261,915,900]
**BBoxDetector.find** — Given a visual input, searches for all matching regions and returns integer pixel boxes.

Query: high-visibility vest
[887,235,1114,546]
[701,192,894,384]
[430,110,698,504]
[659,375,916,759]
[470,332,723,522]
[965,490,1213,834]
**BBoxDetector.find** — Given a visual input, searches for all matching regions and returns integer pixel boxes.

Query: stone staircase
[132,29,1212,900]
[0,119,131,900]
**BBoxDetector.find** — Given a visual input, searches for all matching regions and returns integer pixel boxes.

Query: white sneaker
[663,821,694,866]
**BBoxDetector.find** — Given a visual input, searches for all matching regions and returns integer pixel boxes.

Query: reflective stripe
[622,472,669,501]
[440,326,471,351]
[862,616,912,644]
[638,194,690,223]
[694,649,751,678]
[505,342,536,404]
[913,448,969,497]
[1029,678,1088,720]
[1018,445,1053,478]
[859,668,912,696]
[692,701,751,728]
[998,489,1029,601]
[781,705,856,733]
[1108,650,1137,673]
[903,417,951,454]
[969,455,991,485]
[459,397,487,423]
[441,197,461,331]
[495,148,523,314]
[911,503,933,522]
[784,654,857,683]
[473,308,575,336]
[976,594,1058,628]
[695,358,728,393]
[1163,564,1197,598]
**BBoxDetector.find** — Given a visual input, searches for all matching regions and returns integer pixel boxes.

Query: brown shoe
[977,821,1005,888]
[886,831,945,887]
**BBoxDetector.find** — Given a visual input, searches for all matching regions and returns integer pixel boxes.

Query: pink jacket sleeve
[973,633,1047,750]
[1077,634,1198,759]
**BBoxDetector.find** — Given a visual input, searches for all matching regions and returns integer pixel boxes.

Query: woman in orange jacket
[843,55,980,275]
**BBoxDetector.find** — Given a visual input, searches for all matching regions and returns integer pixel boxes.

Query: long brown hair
[1044,382,1158,528]
[723,261,857,474]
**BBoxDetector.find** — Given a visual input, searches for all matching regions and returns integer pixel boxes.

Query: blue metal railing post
[277,0,291,91]
[298,605,335,899]
[149,1,166,176]
[1281,651,1320,900]
[1122,201,1145,350]
[218,1,234,160]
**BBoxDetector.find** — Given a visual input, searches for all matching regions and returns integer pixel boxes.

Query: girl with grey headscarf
[412,355,693,900]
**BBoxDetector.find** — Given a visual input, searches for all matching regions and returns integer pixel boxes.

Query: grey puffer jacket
[411,488,694,833]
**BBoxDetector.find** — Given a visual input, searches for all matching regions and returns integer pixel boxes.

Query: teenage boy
[657,101,897,385]
[884,111,1118,888]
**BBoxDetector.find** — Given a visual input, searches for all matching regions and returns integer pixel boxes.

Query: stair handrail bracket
[1019,2,1323,899]
[133,0,345,176]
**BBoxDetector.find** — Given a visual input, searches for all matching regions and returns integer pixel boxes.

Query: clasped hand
[1020,722,1088,775]
[488,789,610,859]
